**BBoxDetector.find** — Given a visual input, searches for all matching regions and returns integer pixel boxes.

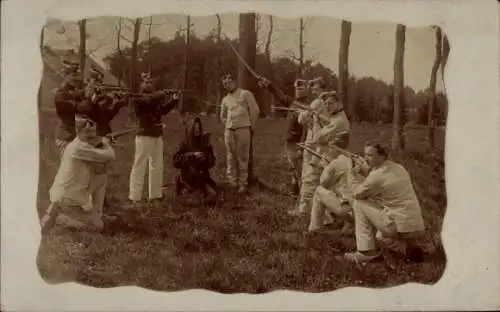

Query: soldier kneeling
[40,115,115,234]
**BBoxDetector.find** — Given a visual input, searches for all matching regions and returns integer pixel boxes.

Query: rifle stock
[296,143,331,163]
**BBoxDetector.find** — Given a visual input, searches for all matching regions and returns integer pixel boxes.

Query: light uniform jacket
[220,88,260,130]
[353,160,425,233]
[298,97,325,144]
[319,154,363,199]
[298,98,351,159]
[49,137,115,210]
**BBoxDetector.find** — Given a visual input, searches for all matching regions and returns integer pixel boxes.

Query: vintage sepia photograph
[35,12,449,293]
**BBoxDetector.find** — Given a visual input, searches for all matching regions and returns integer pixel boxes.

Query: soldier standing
[257,77,310,195]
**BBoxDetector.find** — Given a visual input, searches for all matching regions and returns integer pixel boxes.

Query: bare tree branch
[119,34,134,44]
[298,17,305,77]
[265,15,273,62]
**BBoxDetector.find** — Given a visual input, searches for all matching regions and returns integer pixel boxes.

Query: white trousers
[224,128,251,187]
[308,186,352,231]
[129,135,164,202]
[297,150,322,213]
[352,199,428,255]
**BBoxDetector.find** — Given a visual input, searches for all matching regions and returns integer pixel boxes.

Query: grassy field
[36,109,447,293]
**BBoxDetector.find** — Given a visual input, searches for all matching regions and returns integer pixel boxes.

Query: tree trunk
[428,26,442,148]
[116,18,123,86]
[264,15,274,117]
[441,33,450,95]
[338,20,352,116]
[128,18,141,124]
[180,15,191,118]
[298,18,305,78]
[238,12,257,186]
[391,24,406,153]
[130,18,141,92]
[40,27,45,51]
[147,16,153,75]
[215,14,222,121]
[78,19,87,79]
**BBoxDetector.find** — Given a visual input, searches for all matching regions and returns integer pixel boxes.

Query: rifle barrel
[106,128,137,138]
[327,144,361,159]
[296,143,331,163]
[291,102,332,125]
[271,106,301,112]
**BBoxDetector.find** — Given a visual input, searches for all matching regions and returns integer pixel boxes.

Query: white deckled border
[1,0,499,310]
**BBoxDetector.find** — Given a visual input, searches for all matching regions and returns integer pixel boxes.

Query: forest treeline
[103,31,447,125]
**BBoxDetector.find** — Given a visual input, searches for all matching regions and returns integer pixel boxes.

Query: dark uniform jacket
[133,91,179,137]
[82,91,128,136]
[266,83,308,144]
[54,87,86,142]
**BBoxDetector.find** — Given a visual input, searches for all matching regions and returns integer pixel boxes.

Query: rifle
[298,142,364,164]
[104,128,138,142]
[327,143,364,161]
[271,106,302,113]
[290,101,337,126]
[95,85,130,92]
[296,143,331,163]
[124,88,193,98]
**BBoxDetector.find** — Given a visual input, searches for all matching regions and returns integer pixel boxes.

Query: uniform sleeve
[245,90,260,128]
[319,159,340,188]
[316,118,339,144]
[220,97,228,124]
[72,142,115,163]
[109,96,128,118]
[353,170,383,200]
[297,110,311,125]
[298,98,322,125]
[76,99,93,116]
[160,97,179,115]
[54,92,77,115]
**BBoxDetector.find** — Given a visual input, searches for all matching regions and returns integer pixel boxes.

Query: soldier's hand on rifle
[353,156,369,175]
[89,136,104,147]
[102,136,112,146]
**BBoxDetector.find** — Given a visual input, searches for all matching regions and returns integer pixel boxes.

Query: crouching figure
[173,117,218,206]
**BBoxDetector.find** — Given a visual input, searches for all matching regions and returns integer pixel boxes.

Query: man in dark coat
[54,75,86,156]
[83,67,128,137]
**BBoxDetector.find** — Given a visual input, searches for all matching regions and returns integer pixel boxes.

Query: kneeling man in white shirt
[343,142,428,263]
[40,114,116,234]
